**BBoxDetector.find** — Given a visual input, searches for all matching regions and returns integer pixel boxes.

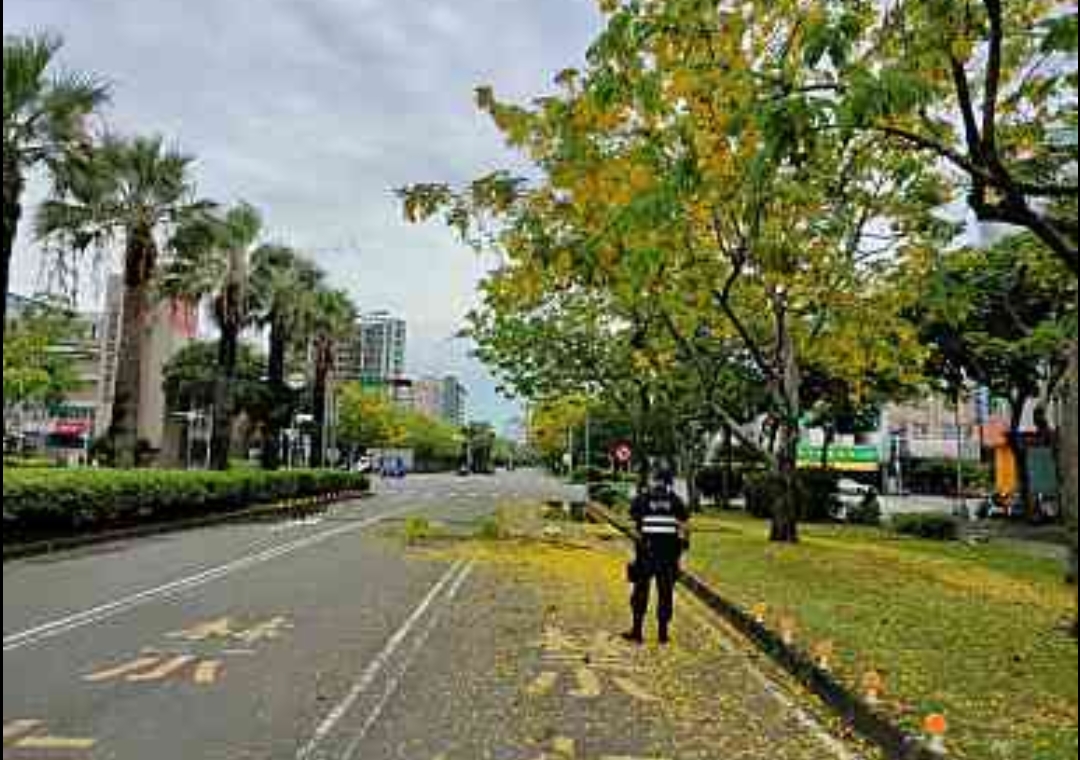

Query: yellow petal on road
[569,666,601,698]
[525,670,559,696]
[611,675,660,702]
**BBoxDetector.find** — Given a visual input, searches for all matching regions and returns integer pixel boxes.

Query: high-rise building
[337,311,406,385]
[408,374,467,426]
[440,375,467,426]
[411,377,444,419]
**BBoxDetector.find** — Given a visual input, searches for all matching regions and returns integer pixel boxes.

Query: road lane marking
[167,617,233,641]
[192,658,223,684]
[296,560,468,760]
[13,735,96,750]
[233,616,291,644]
[4,506,412,654]
[126,654,195,681]
[3,719,42,744]
[338,561,474,760]
[82,655,162,683]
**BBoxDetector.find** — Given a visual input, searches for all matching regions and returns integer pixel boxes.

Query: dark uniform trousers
[629,541,680,635]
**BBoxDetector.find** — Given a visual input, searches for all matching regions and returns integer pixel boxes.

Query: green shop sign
[796,443,880,471]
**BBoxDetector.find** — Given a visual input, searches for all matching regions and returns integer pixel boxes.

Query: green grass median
[3,468,369,545]
[685,512,1077,760]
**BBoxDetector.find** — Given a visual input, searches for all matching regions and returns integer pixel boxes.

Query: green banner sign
[797,443,879,471]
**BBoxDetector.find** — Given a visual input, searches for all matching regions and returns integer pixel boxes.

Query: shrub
[890,512,960,541]
[570,465,610,484]
[903,458,990,496]
[846,492,882,525]
[402,516,432,544]
[744,472,790,518]
[588,480,631,507]
[799,470,840,522]
[3,468,369,544]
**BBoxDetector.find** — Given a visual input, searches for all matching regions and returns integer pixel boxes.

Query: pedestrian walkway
[343,515,871,759]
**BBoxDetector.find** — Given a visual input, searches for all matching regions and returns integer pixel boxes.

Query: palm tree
[309,287,357,467]
[36,133,213,467]
[249,244,321,469]
[160,202,262,469]
[3,32,108,342]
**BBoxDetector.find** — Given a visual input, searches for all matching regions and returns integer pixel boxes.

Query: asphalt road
[4,470,863,760]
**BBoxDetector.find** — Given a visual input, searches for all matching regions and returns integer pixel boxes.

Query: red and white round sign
[613,442,632,464]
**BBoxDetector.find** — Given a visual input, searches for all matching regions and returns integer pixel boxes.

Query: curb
[3,489,370,562]
[586,503,942,760]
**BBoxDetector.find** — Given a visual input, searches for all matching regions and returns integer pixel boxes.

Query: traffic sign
[613,442,632,464]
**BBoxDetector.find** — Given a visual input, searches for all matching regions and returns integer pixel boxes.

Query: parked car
[352,456,372,473]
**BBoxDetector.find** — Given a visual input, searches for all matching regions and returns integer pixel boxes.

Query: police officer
[623,464,689,644]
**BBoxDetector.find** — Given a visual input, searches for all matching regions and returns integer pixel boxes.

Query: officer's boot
[657,619,670,644]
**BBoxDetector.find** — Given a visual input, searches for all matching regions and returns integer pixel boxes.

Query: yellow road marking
[3,719,42,744]
[525,670,559,696]
[14,734,96,750]
[192,659,222,685]
[611,675,659,702]
[82,655,162,683]
[233,616,290,644]
[569,666,601,698]
[126,654,195,681]
[167,617,233,641]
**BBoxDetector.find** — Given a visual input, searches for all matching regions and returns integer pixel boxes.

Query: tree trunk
[2,161,24,346]
[261,317,287,470]
[311,343,330,469]
[210,317,239,471]
[770,422,801,542]
[111,231,155,468]
[1008,397,1033,519]
[768,291,801,543]
[820,423,835,470]
[1058,340,1077,635]
[721,424,733,509]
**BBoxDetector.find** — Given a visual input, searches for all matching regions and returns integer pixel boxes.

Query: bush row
[3,468,369,544]
[889,512,961,540]
[744,470,881,525]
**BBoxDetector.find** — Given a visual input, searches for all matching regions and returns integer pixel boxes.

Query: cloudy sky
[4,0,604,430]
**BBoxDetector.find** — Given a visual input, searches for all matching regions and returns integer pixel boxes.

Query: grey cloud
[4,0,603,428]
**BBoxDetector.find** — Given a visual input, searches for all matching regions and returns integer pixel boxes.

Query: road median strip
[585,502,942,760]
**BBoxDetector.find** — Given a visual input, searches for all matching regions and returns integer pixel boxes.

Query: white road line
[3,507,410,654]
[295,560,472,760]
[678,592,860,760]
[340,560,474,759]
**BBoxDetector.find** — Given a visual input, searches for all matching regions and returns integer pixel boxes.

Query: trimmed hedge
[3,468,369,544]
[890,512,961,541]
